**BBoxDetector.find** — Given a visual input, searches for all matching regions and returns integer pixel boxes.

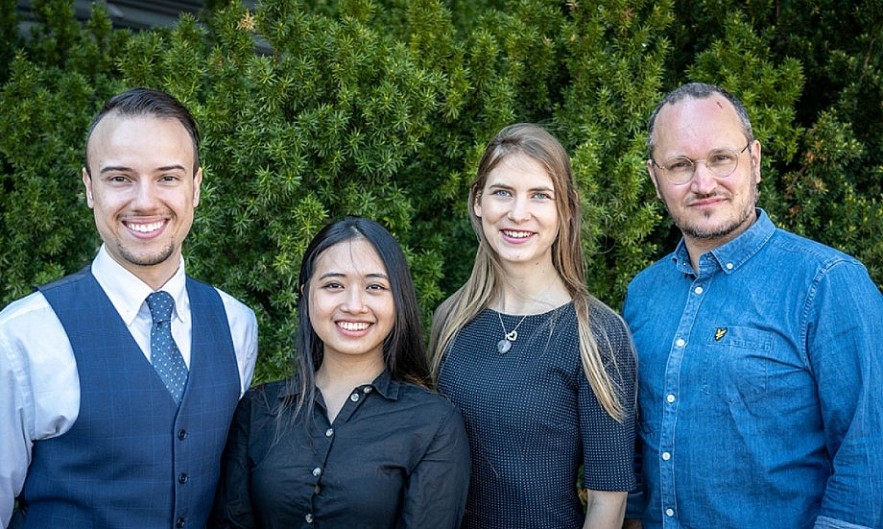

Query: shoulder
[628,252,674,292]
[395,381,463,419]
[243,379,288,406]
[234,379,291,425]
[586,299,629,338]
[0,290,53,325]
[0,291,68,351]
[212,286,258,333]
[765,229,877,292]
[768,228,861,268]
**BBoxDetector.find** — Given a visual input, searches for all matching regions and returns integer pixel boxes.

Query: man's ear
[83,167,95,207]
[193,166,203,207]
[647,161,662,200]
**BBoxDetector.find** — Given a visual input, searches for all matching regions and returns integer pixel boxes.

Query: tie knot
[146,291,175,323]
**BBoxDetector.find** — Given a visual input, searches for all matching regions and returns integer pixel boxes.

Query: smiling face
[308,238,395,367]
[473,152,560,270]
[648,94,761,258]
[83,113,202,289]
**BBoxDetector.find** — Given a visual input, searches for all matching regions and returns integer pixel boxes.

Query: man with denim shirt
[622,82,883,529]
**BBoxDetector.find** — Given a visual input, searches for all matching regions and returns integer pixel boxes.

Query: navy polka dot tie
[146,291,189,405]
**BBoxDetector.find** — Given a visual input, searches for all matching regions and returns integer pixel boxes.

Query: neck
[683,211,758,271]
[316,352,385,391]
[496,263,570,315]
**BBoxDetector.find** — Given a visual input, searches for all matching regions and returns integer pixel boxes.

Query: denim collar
[671,208,776,276]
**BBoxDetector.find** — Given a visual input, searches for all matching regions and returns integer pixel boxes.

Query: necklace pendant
[505,330,518,341]
[497,338,512,354]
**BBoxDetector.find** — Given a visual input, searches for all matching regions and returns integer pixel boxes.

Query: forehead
[312,238,386,276]
[87,113,196,167]
[653,95,746,154]
[486,152,554,188]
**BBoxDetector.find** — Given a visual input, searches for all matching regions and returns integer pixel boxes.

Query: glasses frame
[651,141,753,184]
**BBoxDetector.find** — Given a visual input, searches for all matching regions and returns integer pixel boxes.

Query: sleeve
[0,332,30,529]
[807,261,883,528]
[400,404,471,529]
[581,312,637,491]
[218,292,259,397]
[208,390,258,529]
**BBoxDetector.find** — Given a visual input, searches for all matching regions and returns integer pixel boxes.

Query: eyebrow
[488,183,555,193]
[318,272,390,280]
[99,164,188,174]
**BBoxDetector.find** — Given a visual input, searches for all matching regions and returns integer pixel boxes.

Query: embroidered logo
[714,328,728,341]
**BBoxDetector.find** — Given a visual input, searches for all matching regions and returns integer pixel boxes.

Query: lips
[337,321,371,332]
[126,220,166,234]
[687,195,728,208]
[501,229,536,243]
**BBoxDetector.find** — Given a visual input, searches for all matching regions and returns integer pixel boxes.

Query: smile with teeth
[502,229,533,239]
[338,321,371,332]
[127,220,165,233]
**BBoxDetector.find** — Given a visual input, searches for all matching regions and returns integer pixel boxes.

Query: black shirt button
[177,429,188,440]
[176,517,185,528]
[178,473,189,484]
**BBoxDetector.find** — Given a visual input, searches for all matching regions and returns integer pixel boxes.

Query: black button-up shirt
[210,370,470,528]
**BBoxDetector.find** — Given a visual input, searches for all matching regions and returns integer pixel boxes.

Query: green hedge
[2,0,881,382]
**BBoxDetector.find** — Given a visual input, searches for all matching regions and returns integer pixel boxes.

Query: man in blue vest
[0,88,259,528]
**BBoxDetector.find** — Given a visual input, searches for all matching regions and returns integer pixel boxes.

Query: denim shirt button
[667,394,676,403]
[662,451,671,460]
[694,286,704,294]
[666,508,675,517]
[726,262,734,270]
[675,338,686,347]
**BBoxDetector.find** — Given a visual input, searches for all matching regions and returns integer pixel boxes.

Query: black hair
[282,216,430,429]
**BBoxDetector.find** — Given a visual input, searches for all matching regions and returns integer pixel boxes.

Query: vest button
[178,473,189,484]
[177,429,188,440]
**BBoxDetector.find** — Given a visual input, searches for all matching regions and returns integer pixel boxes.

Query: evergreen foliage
[1,0,881,382]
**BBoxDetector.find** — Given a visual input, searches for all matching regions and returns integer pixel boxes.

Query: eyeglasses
[651,141,752,184]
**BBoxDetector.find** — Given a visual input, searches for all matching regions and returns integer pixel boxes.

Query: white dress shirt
[0,245,258,528]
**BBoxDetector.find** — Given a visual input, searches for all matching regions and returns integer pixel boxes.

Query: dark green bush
[1,0,880,382]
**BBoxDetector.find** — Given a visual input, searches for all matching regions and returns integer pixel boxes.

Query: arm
[580,310,637,529]
[0,331,30,529]
[582,490,627,529]
[808,262,883,528]
[208,392,257,529]
[400,405,471,529]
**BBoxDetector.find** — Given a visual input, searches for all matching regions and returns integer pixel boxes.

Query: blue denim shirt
[623,209,883,529]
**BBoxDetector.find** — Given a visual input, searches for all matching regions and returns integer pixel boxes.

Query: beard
[665,185,759,241]
[116,240,177,267]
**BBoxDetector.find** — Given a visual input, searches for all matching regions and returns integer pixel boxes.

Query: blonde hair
[429,123,628,421]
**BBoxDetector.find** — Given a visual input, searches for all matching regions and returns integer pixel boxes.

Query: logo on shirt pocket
[701,326,772,406]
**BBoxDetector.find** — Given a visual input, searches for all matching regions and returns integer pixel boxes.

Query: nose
[131,180,159,209]
[689,161,717,193]
[342,288,368,313]
[507,196,531,223]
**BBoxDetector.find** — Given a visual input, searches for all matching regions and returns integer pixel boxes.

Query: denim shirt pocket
[700,326,773,405]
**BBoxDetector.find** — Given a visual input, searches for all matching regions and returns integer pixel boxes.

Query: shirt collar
[280,369,401,401]
[91,244,189,326]
[671,208,776,275]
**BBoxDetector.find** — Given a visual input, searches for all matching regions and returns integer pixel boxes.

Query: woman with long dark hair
[212,216,470,528]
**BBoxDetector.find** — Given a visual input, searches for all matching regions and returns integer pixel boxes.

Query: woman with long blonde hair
[431,123,636,529]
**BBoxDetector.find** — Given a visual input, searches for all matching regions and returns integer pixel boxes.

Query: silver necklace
[496,312,528,354]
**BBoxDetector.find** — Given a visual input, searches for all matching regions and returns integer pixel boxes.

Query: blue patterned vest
[16,267,240,529]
